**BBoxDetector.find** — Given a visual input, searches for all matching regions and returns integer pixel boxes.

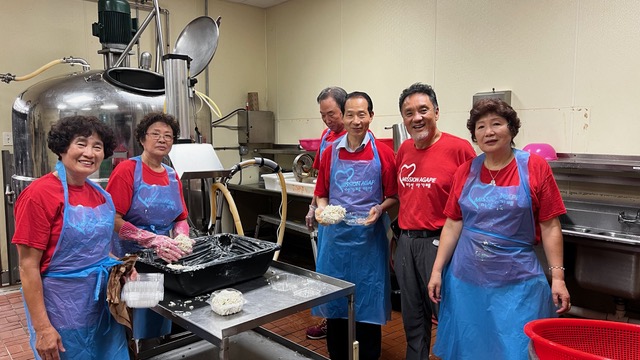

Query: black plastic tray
[135,233,280,297]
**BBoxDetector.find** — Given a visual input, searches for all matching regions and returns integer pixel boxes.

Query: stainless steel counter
[228,182,312,199]
[152,261,355,360]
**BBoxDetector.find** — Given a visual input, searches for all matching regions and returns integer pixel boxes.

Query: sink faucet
[618,210,640,224]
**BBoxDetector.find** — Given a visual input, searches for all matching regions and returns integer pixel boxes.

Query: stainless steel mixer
[292,153,316,182]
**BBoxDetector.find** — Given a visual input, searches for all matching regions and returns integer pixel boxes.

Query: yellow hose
[14,59,64,81]
[210,161,287,261]
[210,182,244,236]
[195,90,222,118]
[274,171,287,261]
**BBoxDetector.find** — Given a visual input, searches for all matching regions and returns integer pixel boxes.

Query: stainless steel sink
[569,236,640,300]
[561,201,640,300]
[563,227,640,245]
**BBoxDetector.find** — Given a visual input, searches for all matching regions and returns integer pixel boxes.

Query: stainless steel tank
[11,67,165,194]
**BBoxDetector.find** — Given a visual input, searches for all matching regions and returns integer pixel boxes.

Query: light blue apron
[312,133,391,324]
[23,161,128,359]
[316,129,338,255]
[434,150,555,360]
[113,156,183,339]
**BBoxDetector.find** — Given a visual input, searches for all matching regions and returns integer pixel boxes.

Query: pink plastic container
[523,143,558,160]
[299,138,322,151]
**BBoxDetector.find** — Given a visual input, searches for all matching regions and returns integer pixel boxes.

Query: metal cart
[152,261,356,360]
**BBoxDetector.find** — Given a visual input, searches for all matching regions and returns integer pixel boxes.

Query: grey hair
[317,86,347,110]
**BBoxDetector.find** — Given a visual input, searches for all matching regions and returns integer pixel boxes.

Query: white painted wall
[265,0,640,156]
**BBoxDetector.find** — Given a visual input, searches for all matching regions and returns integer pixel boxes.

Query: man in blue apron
[304,86,348,340]
[313,91,398,360]
[14,116,129,359]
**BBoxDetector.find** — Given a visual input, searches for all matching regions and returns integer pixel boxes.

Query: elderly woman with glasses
[106,112,192,341]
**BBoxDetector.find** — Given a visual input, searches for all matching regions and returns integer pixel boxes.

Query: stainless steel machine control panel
[237,110,275,144]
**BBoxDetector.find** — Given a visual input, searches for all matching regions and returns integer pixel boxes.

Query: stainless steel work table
[152,261,356,360]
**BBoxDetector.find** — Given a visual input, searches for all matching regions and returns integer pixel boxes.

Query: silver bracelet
[548,266,565,271]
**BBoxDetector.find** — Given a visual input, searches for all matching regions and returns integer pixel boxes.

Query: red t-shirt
[444,153,566,243]
[396,133,476,230]
[106,159,188,221]
[12,173,107,273]
[314,138,398,199]
[312,128,347,170]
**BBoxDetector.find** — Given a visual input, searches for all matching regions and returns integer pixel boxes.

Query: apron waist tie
[44,257,123,300]
[463,226,534,249]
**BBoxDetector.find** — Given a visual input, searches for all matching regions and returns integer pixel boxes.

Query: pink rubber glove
[173,220,190,237]
[305,205,317,229]
[119,221,186,263]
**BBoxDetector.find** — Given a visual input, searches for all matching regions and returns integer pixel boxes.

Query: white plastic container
[268,273,309,292]
[209,288,245,316]
[261,172,294,191]
[121,273,164,308]
[284,178,316,196]
[262,172,316,196]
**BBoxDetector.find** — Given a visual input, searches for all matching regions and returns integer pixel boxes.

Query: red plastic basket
[524,318,640,360]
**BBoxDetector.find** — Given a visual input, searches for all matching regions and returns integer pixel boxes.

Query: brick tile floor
[262,309,439,360]
[0,287,31,360]
[0,285,437,360]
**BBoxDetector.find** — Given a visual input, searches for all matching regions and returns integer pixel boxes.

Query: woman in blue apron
[13,116,129,359]
[313,92,398,360]
[427,99,570,360]
[107,112,191,341]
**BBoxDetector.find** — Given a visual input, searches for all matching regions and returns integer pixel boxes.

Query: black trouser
[326,318,381,360]
[395,229,441,360]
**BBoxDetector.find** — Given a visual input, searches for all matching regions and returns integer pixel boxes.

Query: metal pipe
[62,57,91,71]
[568,305,640,324]
[135,1,140,59]
[163,54,191,138]
[153,0,165,61]
[113,9,156,68]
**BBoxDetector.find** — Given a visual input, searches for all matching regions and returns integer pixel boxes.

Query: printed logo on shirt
[335,168,376,193]
[398,163,436,189]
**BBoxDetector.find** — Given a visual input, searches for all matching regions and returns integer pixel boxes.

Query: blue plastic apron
[316,129,338,255]
[312,133,391,324]
[434,150,555,360]
[113,156,183,339]
[23,161,128,360]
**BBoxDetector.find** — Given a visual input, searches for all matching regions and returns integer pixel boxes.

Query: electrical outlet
[2,132,12,146]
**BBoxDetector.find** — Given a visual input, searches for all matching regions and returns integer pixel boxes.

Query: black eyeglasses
[146,132,174,142]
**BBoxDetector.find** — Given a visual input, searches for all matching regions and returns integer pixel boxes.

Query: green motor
[92,0,138,46]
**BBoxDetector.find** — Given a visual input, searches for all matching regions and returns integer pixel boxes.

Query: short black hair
[343,91,374,115]
[134,112,180,143]
[467,99,520,146]
[398,83,439,113]
[47,115,116,159]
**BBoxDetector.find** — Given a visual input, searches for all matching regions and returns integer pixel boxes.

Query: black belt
[401,229,442,238]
